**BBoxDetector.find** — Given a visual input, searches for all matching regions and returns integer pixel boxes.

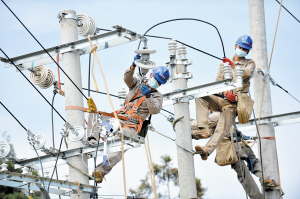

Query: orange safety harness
[66,89,149,134]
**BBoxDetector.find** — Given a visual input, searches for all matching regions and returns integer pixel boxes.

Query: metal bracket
[57,12,78,23]
[176,59,192,66]
[173,97,189,104]
[173,72,192,80]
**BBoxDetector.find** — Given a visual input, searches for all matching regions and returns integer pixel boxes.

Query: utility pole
[248,1,281,198]
[168,40,197,198]
[59,9,89,199]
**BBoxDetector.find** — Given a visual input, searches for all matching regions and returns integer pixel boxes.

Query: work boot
[91,170,103,183]
[262,179,280,188]
[194,145,208,160]
[191,128,210,140]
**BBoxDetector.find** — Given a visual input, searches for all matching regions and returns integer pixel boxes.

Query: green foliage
[129,154,206,199]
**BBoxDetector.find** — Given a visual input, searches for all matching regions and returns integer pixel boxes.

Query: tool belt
[66,89,147,134]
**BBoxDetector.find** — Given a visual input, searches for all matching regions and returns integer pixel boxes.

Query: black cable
[137,18,226,58]
[1,0,88,100]
[48,137,64,193]
[275,0,300,24]
[145,34,222,61]
[88,53,92,97]
[50,92,61,199]
[0,49,66,122]
[248,92,265,199]
[0,101,27,131]
[93,131,101,199]
[232,105,249,199]
[33,145,49,199]
[275,84,300,104]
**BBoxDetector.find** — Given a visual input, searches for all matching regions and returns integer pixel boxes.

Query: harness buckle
[129,117,139,124]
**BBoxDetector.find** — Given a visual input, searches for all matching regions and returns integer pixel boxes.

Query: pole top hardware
[87,97,97,113]
[57,12,78,23]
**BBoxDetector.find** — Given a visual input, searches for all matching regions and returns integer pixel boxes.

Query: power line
[0,49,66,122]
[0,101,27,131]
[275,0,300,24]
[1,0,88,100]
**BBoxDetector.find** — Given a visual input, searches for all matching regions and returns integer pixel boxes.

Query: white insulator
[168,39,177,56]
[118,88,127,106]
[39,69,55,89]
[1,163,8,172]
[234,65,243,83]
[77,14,97,37]
[0,143,10,158]
[134,49,157,70]
[29,65,48,85]
[177,44,187,59]
[22,167,29,174]
[222,62,232,80]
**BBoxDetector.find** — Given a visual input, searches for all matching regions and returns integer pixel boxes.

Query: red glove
[225,92,237,102]
[222,58,233,66]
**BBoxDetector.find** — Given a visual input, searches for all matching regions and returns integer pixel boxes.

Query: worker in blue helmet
[91,54,170,183]
[193,35,256,161]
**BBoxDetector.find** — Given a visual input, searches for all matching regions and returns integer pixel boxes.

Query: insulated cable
[0,49,66,122]
[137,18,226,58]
[1,0,88,100]
[0,101,27,131]
[275,0,300,23]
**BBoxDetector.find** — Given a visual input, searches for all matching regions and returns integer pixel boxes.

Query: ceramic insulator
[234,65,243,83]
[22,167,29,174]
[1,163,8,172]
[168,39,177,56]
[222,62,232,79]
[177,44,187,59]
[77,14,97,37]
[118,88,127,106]
[39,69,55,89]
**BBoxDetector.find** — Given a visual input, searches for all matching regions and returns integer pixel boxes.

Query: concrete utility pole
[248,1,281,198]
[168,40,197,198]
[59,9,89,199]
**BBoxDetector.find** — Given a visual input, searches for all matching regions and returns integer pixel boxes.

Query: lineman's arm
[124,66,138,89]
[145,93,163,114]
[242,60,256,79]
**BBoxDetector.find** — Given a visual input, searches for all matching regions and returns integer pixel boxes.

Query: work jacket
[119,67,163,121]
[215,57,256,94]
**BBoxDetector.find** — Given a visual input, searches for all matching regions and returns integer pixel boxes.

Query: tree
[129,154,206,199]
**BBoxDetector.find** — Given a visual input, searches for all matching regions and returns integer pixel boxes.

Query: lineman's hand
[222,57,233,66]
[225,92,237,102]
[140,85,151,98]
[132,54,141,67]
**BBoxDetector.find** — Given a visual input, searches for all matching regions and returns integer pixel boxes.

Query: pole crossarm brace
[3,25,141,70]
[0,171,99,196]
[162,79,242,106]
[236,111,300,132]
[13,130,144,170]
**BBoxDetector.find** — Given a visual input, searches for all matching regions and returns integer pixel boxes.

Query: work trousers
[231,142,262,199]
[95,119,137,176]
[195,95,236,155]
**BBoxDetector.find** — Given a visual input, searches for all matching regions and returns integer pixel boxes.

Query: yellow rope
[144,135,158,199]
[88,35,127,198]
[251,0,283,197]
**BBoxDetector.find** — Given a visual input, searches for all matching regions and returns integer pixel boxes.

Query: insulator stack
[77,14,97,37]
[168,39,177,56]
[234,65,243,83]
[29,65,55,89]
[177,43,187,59]
[222,62,232,80]
[118,88,127,106]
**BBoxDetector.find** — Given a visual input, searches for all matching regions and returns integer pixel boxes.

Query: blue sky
[0,0,300,198]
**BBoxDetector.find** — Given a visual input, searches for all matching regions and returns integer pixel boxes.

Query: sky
[0,0,300,198]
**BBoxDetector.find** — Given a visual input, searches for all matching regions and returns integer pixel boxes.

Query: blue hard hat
[153,66,170,84]
[236,35,253,50]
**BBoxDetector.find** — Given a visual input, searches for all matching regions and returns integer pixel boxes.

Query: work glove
[225,92,236,102]
[140,85,151,98]
[132,54,141,67]
[222,57,233,66]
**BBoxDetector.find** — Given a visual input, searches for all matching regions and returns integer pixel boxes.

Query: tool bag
[237,92,254,124]
[139,115,152,138]
[215,130,238,166]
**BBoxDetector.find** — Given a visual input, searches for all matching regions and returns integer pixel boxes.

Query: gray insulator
[222,62,232,79]
[234,65,243,83]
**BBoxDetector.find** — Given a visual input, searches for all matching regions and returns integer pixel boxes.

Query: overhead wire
[275,0,300,23]
[0,49,66,122]
[0,101,49,199]
[1,0,88,100]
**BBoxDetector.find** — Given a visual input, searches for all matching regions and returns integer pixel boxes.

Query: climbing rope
[87,35,127,198]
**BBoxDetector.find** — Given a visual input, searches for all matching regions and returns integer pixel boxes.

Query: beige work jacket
[215,57,256,94]
[120,67,163,121]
